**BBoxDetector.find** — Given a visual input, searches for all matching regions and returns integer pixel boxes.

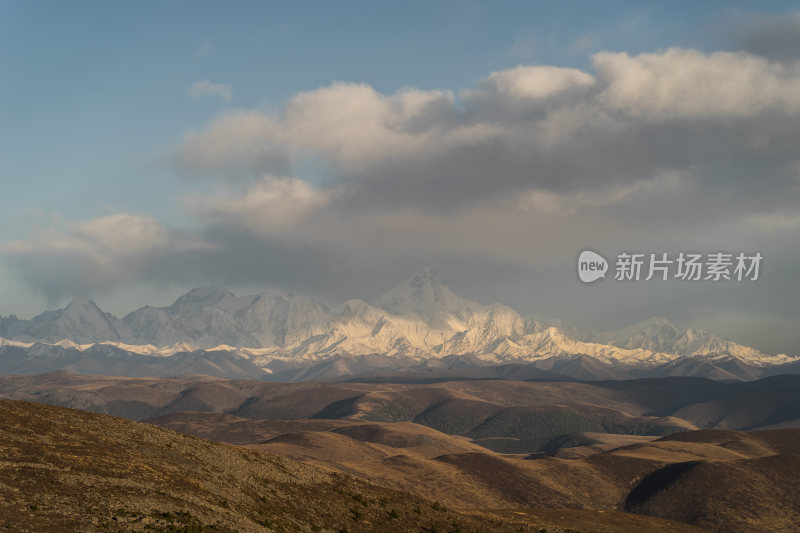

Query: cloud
[594,48,800,118]
[188,80,232,101]
[173,48,800,212]
[175,111,290,178]
[2,214,210,302]
[515,170,685,215]
[465,65,595,101]
[186,176,333,234]
[163,48,800,279]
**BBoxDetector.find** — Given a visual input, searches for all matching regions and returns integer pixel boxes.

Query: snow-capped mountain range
[0,268,795,368]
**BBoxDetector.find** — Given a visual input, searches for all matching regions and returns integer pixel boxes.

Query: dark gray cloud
[738,13,800,62]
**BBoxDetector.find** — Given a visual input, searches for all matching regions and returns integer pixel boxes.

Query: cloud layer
[176,48,800,208]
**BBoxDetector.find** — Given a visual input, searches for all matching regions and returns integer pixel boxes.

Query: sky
[2,1,800,354]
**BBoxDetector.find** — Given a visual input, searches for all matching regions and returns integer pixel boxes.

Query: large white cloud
[173,48,800,209]
[595,48,800,118]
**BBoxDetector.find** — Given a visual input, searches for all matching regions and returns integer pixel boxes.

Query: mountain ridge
[0,269,795,370]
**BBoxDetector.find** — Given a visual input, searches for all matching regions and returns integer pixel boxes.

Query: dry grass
[0,399,556,532]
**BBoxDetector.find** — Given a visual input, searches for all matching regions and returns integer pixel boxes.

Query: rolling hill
[4,373,800,531]
[0,398,714,533]
[3,373,800,437]
[148,409,800,532]
[0,399,535,532]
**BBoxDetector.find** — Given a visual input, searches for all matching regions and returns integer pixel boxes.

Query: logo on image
[577,250,763,284]
[577,250,608,283]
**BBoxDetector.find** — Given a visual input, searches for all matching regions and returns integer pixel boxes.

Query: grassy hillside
[149,409,800,532]
[624,430,800,532]
[0,399,542,532]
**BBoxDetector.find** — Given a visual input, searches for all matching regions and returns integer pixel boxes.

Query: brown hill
[152,410,800,533]
[147,412,654,509]
[623,430,800,532]
[6,373,797,437]
[0,399,550,532]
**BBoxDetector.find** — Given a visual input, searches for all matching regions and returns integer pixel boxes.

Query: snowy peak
[23,297,121,344]
[409,266,445,287]
[594,316,782,364]
[167,287,237,317]
[376,268,481,326]
[599,317,682,350]
[234,291,330,347]
[64,297,102,313]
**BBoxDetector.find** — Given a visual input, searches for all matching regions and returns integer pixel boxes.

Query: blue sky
[2,1,800,353]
